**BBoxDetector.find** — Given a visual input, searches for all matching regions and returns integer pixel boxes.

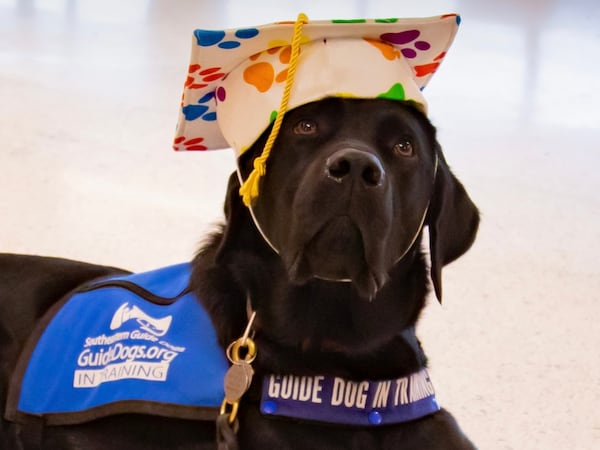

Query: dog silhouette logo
[109,303,173,337]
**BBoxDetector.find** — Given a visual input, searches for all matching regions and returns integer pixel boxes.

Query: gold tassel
[239,13,308,207]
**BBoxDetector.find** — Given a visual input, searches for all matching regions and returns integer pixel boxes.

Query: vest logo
[73,302,185,388]
[110,302,172,337]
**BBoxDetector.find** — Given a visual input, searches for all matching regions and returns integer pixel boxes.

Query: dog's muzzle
[325,148,385,188]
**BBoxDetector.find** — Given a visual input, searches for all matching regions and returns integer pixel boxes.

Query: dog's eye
[393,140,414,157]
[293,120,317,135]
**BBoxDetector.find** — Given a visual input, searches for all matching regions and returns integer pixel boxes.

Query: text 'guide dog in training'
[1,12,480,449]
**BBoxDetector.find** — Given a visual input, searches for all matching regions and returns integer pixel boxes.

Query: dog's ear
[426,146,479,302]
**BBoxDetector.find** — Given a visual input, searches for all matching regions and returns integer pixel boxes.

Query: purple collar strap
[260,368,440,426]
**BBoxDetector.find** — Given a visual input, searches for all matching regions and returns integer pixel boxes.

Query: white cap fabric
[173,14,461,155]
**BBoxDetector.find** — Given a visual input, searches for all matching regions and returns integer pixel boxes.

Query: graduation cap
[173,13,461,205]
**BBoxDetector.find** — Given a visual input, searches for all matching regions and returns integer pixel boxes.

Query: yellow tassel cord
[239,13,309,207]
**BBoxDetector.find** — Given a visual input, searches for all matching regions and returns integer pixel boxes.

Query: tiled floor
[1,1,599,448]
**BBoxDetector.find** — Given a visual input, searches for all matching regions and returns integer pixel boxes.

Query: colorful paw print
[194,28,259,49]
[182,91,217,122]
[380,30,431,59]
[332,18,398,24]
[364,38,401,61]
[375,13,460,60]
[181,64,224,123]
[173,136,207,151]
[376,14,459,79]
[414,52,447,78]
[243,46,292,93]
[377,83,406,101]
[185,64,225,90]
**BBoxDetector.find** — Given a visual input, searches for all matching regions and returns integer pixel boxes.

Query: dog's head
[218,97,479,303]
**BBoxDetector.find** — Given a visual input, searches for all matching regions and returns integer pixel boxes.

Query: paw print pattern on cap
[180,65,225,126]
[194,28,260,49]
[185,64,225,90]
[414,52,447,78]
[182,28,262,125]
[380,30,431,59]
[175,14,461,152]
[364,39,401,60]
[172,136,207,151]
[182,91,217,122]
[242,46,293,93]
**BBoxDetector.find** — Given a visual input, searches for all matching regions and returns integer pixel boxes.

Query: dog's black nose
[325,149,385,187]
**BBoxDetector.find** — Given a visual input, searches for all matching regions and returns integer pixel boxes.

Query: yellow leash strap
[239,13,309,207]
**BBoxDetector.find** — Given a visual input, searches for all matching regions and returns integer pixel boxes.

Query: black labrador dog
[0,98,479,449]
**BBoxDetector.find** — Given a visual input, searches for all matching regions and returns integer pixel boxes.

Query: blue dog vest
[6,263,228,425]
[6,262,442,428]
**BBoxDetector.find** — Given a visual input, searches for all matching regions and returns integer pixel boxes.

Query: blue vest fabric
[6,263,228,425]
